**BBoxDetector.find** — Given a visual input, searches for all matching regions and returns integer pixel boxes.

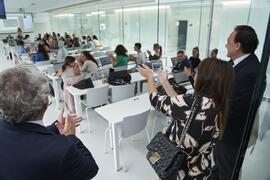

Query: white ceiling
[4,0,99,13]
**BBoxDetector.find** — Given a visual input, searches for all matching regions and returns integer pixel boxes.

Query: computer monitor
[53,62,64,73]
[171,57,178,67]
[173,71,189,84]
[100,56,112,66]
[0,0,6,19]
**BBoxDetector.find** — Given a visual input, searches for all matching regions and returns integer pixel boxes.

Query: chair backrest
[111,83,135,103]
[86,85,109,108]
[121,109,150,138]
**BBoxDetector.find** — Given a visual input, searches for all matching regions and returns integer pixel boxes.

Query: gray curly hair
[0,64,50,123]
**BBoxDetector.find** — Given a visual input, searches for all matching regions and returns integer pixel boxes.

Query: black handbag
[146,97,198,180]
[108,70,131,85]
[73,78,94,89]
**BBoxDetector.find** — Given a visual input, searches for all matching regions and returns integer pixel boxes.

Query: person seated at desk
[17,40,27,60]
[86,35,96,49]
[210,48,218,59]
[173,50,193,72]
[92,35,102,48]
[77,51,99,77]
[189,47,201,69]
[58,56,84,113]
[32,44,49,63]
[129,42,146,66]
[109,44,129,67]
[73,37,81,48]
[57,40,68,63]
[147,43,162,60]
[0,64,98,180]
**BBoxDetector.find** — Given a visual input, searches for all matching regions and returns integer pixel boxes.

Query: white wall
[32,13,52,36]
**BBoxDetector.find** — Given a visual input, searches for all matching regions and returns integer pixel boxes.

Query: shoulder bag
[146,96,198,180]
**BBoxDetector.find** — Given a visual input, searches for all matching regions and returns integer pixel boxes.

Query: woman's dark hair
[134,43,142,49]
[92,35,98,40]
[193,46,199,58]
[153,43,162,57]
[195,58,234,139]
[115,44,128,56]
[37,44,49,60]
[234,25,258,54]
[62,56,76,72]
[81,51,98,66]
[212,48,218,55]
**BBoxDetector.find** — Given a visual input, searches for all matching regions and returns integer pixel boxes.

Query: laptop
[151,61,163,72]
[53,62,64,73]
[100,56,112,67]
[173,71,189,84]
[171,57,178,67]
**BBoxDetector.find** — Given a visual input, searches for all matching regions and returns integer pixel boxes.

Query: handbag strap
[177,95,198,147]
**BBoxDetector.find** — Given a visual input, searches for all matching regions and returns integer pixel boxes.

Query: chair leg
[119,138,127,172]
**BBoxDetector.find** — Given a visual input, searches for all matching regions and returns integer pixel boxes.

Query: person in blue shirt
[173,50,193,72]
[32,44,49,63]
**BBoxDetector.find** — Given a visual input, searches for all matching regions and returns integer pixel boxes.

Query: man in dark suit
[212,25,261,180]
[0,64,98,180]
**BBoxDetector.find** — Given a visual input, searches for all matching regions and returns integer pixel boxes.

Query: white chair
[104,109,151,172]
[111,83,136,103]
[82,85,109,132]
[150,109,171,138]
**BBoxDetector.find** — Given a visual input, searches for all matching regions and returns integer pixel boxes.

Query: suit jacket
[0,120,98,180]
[212,54,262,180]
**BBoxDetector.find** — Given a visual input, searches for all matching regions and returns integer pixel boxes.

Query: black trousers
[210,141,239,180]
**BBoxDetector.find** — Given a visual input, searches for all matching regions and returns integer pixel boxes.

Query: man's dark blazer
[213,53,261,180]
[0,120,99,180]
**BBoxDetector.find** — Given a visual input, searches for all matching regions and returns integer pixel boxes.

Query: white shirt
[136,51,146,65]
[233,54,250,67]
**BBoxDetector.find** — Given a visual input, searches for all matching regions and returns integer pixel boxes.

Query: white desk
[95,93,150,171]
[65,70,176,118]
[65,80,106,117]
[45,74,62,110]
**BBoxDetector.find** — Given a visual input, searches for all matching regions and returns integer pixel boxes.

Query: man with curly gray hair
[0,64,98,180]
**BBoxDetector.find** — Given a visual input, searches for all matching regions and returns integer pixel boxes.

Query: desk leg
[112,123,120,171]
[53,79,60,109]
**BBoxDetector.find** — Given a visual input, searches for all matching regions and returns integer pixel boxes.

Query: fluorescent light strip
[114,5,170,13]
[222,0,250,6]
[86,11,105,16]
[54,13,74,17]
